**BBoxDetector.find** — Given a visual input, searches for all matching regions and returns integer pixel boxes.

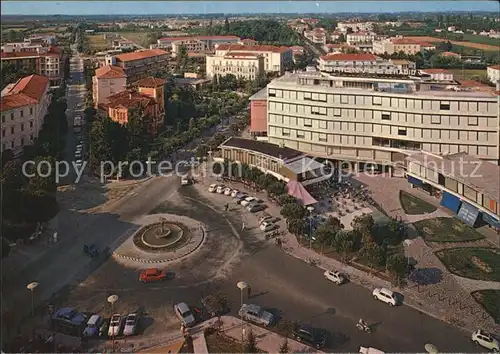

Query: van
[83,314,103,337]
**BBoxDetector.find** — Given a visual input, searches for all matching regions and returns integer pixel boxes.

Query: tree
[277,194,297,206]
[279,338,290,353]
[280,203,306,220]
[335,230,354,261]
[243,328,259,353]
[287,217,308,237]
[360,242,386,270]
[351,214,375,244]
[387,254,410,286]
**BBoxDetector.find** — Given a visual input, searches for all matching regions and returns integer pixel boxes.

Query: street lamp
[107,294,119,352]
[307,206,315,249]
[236,281,248,346]
[27,282,39,317]
[425,343,438,354]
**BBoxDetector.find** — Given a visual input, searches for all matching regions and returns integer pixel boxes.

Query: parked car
[260,222,278,232]
[234,192,247,200]
[99,318,109,337]
[52,307,87,327]
[241,197,256,207]
[108,314,123,337]
[83,315,103,337]
[223,187,232,196]
[471,329,499,352]
[249,204,267,213]
[372,287,398,306]
[216,185,226,194]
[201,294,230,318]
[208,184,218,193]
[292,324,327,349]
[235,194,248,204]
[174,302,196,327]
[181,176,191,186]
[139,268,168,283]
[238,304,273,327]
[230,189,240,197]
[324,270,346,285]
[259,216,276,224]
[123,313,139,336]
[83,244,99,257]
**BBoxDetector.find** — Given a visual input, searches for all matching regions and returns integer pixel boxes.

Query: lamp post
[27,282,39,317]
[236,281,249,346]
[107,294,119,352]
[307,206,315,249]
[425,343,438,354]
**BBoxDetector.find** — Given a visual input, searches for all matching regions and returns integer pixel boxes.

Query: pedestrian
[224,203,229,212]
[241,222,246,231]
[248,285,252,298]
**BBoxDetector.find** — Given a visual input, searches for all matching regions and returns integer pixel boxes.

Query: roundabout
[135,219,186,251]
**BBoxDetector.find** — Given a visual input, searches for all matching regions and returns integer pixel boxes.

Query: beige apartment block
[92,65,127,107]
[0,74,50,155]
[206,52,265,80]
[266,72,500,169]
[318,53,416,75]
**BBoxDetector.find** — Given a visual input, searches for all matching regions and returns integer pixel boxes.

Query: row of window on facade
[2,107,35,122]
[2,121,35,136]
[268,89,496,113]
[2,134,34,151]
[222,149,280,173]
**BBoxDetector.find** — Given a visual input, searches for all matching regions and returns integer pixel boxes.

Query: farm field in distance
[117,31,151,48]
[87,34,112,50]
[405,36,499,51]
[448,69,488,81]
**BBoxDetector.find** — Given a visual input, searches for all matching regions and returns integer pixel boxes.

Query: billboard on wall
[456,202,480,227]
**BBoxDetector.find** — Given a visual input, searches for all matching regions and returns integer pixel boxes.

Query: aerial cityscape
[1,1,499,353]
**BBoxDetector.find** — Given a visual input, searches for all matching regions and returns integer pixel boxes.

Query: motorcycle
[356,323,372,333]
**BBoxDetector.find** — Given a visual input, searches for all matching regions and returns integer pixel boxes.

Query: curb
[112,225,205,264]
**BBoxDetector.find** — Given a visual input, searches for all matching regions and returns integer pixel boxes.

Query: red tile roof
[133,77,167,88]
[1,74,49,111]
[459,80,489,88]
[95,65,126,79]
[159,35,240,42]
[420,42,435,47]
[216,44,291,53]
[1,51,40,59]
[241,38,257,43]
[116,49,168,62]
[488,65,500,70]
[224,52,261,58]
[421,68,451,73]
[391,38,421,45]
[104,90,155,110]
[441,51,460,57]
[320,53,378,61]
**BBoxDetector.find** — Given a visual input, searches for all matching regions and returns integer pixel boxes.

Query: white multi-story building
[337,22,373,33]
[265,71,499,173]
[373,37,427,55]
[420,69,454,81]
[0,74,51,155]
[92,65,127,107]
[487,65,500,84]
[205,52,265,80]
[318,53,416,75]
[346,31,377,45]
[214,44,293,75]
[154,35,240,51]
[171,39,205,57]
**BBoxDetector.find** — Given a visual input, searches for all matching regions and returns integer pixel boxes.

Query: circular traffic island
[135,221,187,252]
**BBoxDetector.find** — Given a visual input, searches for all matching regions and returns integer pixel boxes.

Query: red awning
[287,180,318,206]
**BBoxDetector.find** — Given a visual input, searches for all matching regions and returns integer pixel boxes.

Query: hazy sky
[1,1,498,15]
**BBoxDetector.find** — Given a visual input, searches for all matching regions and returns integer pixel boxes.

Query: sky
[1,1,498,15]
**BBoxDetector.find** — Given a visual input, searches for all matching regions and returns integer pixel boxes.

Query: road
[48,184,482,353]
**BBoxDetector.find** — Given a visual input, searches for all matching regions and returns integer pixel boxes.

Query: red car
[139,268,167,283]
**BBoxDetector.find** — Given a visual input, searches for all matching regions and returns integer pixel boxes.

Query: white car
[241,197,256,207]
[174,302,196,327]
[108,314,123,337]
[230,189,240,197]
[324,270,346,285]
[260,223,278,232]
[259,216,276,224]
[472,329,499,352]
[181,176,190,186]
[223,187,232,196]
[208,184,218,193]
[216,185,226,194]
[372,288,397,306]
[123,313,138,336]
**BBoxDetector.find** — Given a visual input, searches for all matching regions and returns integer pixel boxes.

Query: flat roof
[249,87,267,101]
[406,152,500,203]
[220,137,303,160]
[284,157,324,174]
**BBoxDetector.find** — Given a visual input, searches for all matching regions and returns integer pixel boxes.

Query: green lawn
[436,247,500,282]
[399,191,437,215]
[448,68,488,81]
[471,290,500,324]
[413,217,485,243]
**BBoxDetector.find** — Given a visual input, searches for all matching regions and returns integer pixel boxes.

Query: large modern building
[318,53,416,75]
[265,71,500,176]
[0,74,51,155]
[214,44,293,75]
[373,37,435,55]
[205,52,265,80]
[153,35,240,52]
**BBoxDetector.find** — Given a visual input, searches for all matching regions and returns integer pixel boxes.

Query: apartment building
[239,39,258,46]
[92,65,127,107]
[1,46,63,86]
[171,39,205,57]
[99,77,165,135]
[304,28,327,45]
[111,49,168,83]
[337,22,373,33]
[112,39,135,50]
[487,65,500,84]
[373,37,429,55]
[420,69,454,81]
[206,52,265,80]
[154,35,240,51]
[214,44,293,75]
[265,71,499,174]
[249,87,268,138]
[318,53,416,75]
[0,74,50,155]
[346,31,377,45]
